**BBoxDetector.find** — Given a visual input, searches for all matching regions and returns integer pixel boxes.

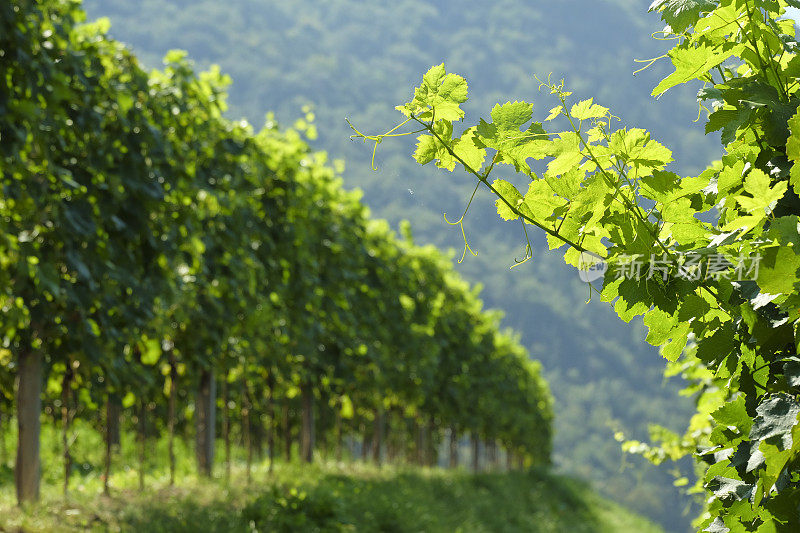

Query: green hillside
[80,1,712,530]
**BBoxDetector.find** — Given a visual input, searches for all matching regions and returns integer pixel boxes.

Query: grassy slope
[0,422,661,532]
[1,463,662,533]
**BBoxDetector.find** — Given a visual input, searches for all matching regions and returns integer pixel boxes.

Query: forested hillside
[78,1,727,530]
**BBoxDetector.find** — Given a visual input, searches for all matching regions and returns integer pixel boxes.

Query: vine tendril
[346,117,421,170]
[510,217,532,269]
[444,182,481,263]
[632,53,669,76]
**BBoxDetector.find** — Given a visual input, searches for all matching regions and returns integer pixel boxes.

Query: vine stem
[549,90,731,316]
[411,114,593,255]
[736,1,788,101]
[392,93,733,318]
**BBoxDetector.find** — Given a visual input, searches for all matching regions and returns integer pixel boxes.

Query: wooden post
[300,383,315,463]
[195,369,216,476]
[106,394,121,447]
[471,434,480,472]
[15,349,42,504]
[372,407,383,466]
[103,393,115,495]
[426,417,436,467]
[415,418,425,465]
[335,407,343,462]
[449,426,458,468]
[168,351,178,486]
[361,421,370,461]
[137,401,147,490]
[487,439,497,470]
[242,381,252,484]
[61,365,73,496]
[282,402,292,462]
[222,371,230,481]
[0,406,6,467]
[266,374,275,474]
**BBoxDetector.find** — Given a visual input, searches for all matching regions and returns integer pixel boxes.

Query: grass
[0,421,663,532]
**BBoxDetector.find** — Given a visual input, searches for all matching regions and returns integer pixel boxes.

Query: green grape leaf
[755,247,800,300]
[724,169,787,233]
[737,81,794,146]
[570,98,609,121]
[705,107,752,146]
[649,0,717,33]
[670,221,711,246]
[717,159,747,195]
[786,107,800,188]
[643,307,691,361]
[413,120,456,170]
[712,396,752,434]
[662,323,691,361]
[662,197,696,224]
[758,440,794,495]
[702,517,729,533]
[484,100,532,131]
[491,179,524,221]
[643,307,677,345]
[750,394,800,450]
[475,101,550,173]
[414,134,440,166]
[397,64,468,121]
[415,123,485,172]
[608,128,673,174]
[653,42,744,96]
[452,127,487,173]
[706,476,753,502]
[546,132,584,178]
[545,105,563,122]
[749,216,800,306]
[639,171,682,203]
[570,173,612,226]
[601,276,652,323]
[785,357,800,389]
[522,179,567,221]
[740,169,787,212]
